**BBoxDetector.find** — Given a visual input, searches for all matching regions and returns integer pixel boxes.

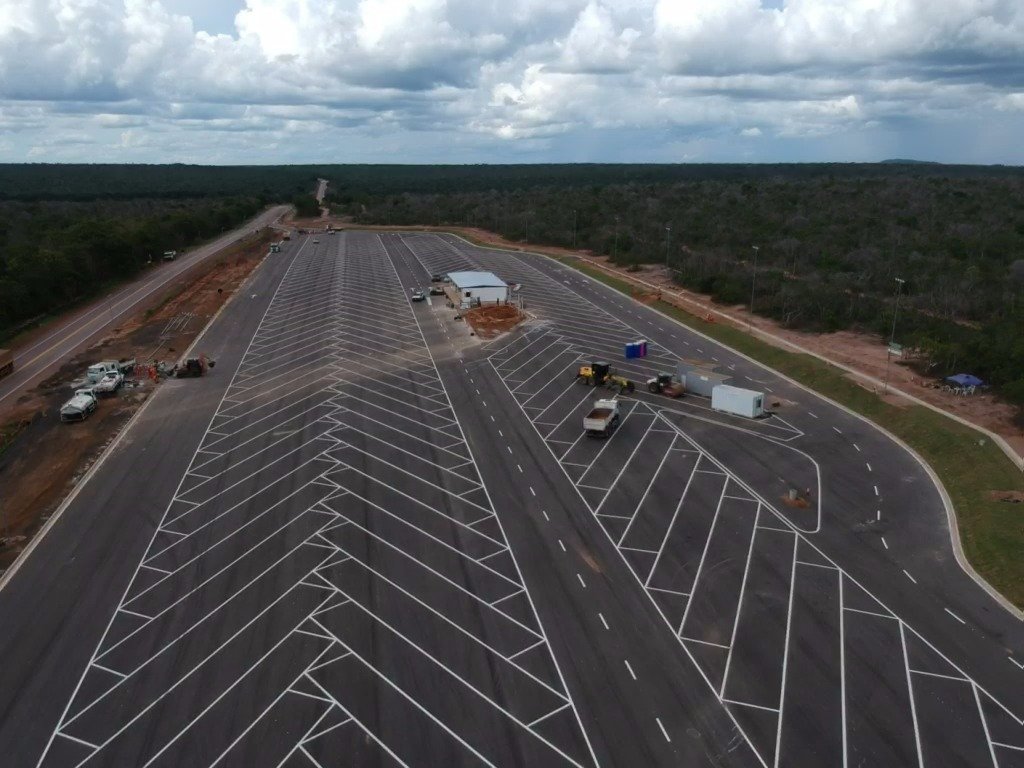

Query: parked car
[411,290,426,303]
[162,250,177,261]
[429,286,445,296]
[92,370,124,396]
[430,274,442,282]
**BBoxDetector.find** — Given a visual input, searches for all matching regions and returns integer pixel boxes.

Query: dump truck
[0,349,13,380]
[647,372,685,398]
[575,362,635,393]
[711,384,765,418]
[584,398,620,437]
[60,389,98,422]
[174,354,215,378]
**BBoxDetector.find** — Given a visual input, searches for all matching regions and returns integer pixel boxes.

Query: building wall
[462,286,508,304]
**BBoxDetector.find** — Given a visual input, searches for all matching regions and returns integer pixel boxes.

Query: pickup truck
[60,389,98,422]
[163,250,177,261]
[583,398,620,437]
[86,360,134,383]
[92,370,124,396]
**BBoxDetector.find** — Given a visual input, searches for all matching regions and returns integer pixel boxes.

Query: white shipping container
[711,384,765,419]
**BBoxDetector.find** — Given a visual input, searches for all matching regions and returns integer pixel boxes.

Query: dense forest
[0,197,270,337]
[324,164,1024,413]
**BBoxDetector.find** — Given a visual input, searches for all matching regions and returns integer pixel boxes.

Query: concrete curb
[447,231,1024,621]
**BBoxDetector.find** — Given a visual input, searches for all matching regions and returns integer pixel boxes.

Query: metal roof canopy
[446,271,508,289]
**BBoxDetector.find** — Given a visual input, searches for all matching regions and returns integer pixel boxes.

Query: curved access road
[0,204,289,413]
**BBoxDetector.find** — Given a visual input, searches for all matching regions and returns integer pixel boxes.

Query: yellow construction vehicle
[574,361,635,393]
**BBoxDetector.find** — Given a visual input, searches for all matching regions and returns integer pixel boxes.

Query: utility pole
[572,209,577,249]
[883,277,906,394]
[750,245,760,315]
[665,225,672,267]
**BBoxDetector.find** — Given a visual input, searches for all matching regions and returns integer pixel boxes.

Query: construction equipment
[575,361,635,393]
[0,349,13,380]
[647,373,685,398]
[584,398,620,438]
[60,389,98,422]
[174,353,216,378]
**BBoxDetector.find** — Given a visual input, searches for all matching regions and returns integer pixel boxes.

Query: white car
[92,370,124,395]
[410,290,426,302]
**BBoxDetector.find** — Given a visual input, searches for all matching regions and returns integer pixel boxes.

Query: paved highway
[0,204,288,414]
[1,230,1022,767]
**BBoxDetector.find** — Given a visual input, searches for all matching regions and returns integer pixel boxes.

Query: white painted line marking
[656,717,671,743]
[599,613,609,630]
[490,415,495,422]
[517,464,523,473]
[1009,656,1024,670]
[944,608,966,625]
[624,660,637,681]
[808,411,818,419]
[507,446,513,455]
[558,539,567,552]
[498,430,504,437]
[576,573,586,588]
[853,443,861,452]
[866,463,872,472]
[876,509,881,521]
[881,536,888,550]
[873,485,879,496]
[903,569,917,584]
[833,426,843,434]
[541,508,548,520]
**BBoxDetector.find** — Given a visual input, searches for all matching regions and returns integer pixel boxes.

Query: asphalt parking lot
[2,230,1024,767]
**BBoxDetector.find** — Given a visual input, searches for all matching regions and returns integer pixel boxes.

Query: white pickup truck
[60,389,98,422]
[92,369,124,396]
[583,398,620,438]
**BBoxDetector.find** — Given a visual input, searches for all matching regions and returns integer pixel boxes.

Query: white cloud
[0,0,1021,162]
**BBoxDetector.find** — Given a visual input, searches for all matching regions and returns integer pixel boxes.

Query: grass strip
[554,255,1024,609]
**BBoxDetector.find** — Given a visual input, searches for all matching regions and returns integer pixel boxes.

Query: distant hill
[880,159,942,165]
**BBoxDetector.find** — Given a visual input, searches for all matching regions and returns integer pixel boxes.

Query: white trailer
[583,398,621,437]
[711,384,765,419]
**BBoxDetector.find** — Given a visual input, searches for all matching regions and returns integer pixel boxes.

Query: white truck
[163,250,177,261]
[92,369,124,396]
[87,361,120,382]
[711,384,765,419]
[584,398,621,437]
[60,389,98,422]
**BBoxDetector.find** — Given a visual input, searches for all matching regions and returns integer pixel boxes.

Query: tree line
[325,167,1024,417]
[0,197,263,339]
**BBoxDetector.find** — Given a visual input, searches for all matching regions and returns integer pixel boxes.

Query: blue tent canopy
[946,373,984,387]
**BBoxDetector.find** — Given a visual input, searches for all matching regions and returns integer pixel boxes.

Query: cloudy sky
[1,0,1022,165]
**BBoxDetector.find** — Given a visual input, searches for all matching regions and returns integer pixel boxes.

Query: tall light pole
[572,209,577,249]
[883,277,906,394]
[749,245,760,315]
[665,225,672,268]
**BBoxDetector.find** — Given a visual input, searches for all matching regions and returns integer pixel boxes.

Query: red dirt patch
[462,304,525,340]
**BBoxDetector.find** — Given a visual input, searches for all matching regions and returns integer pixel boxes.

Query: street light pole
[749,245,760,315]
[883,277,906,394]
[665,225,672,268]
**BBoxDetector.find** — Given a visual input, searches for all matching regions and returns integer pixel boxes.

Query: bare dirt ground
[0,231,276,571]
[463,304,525,340]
